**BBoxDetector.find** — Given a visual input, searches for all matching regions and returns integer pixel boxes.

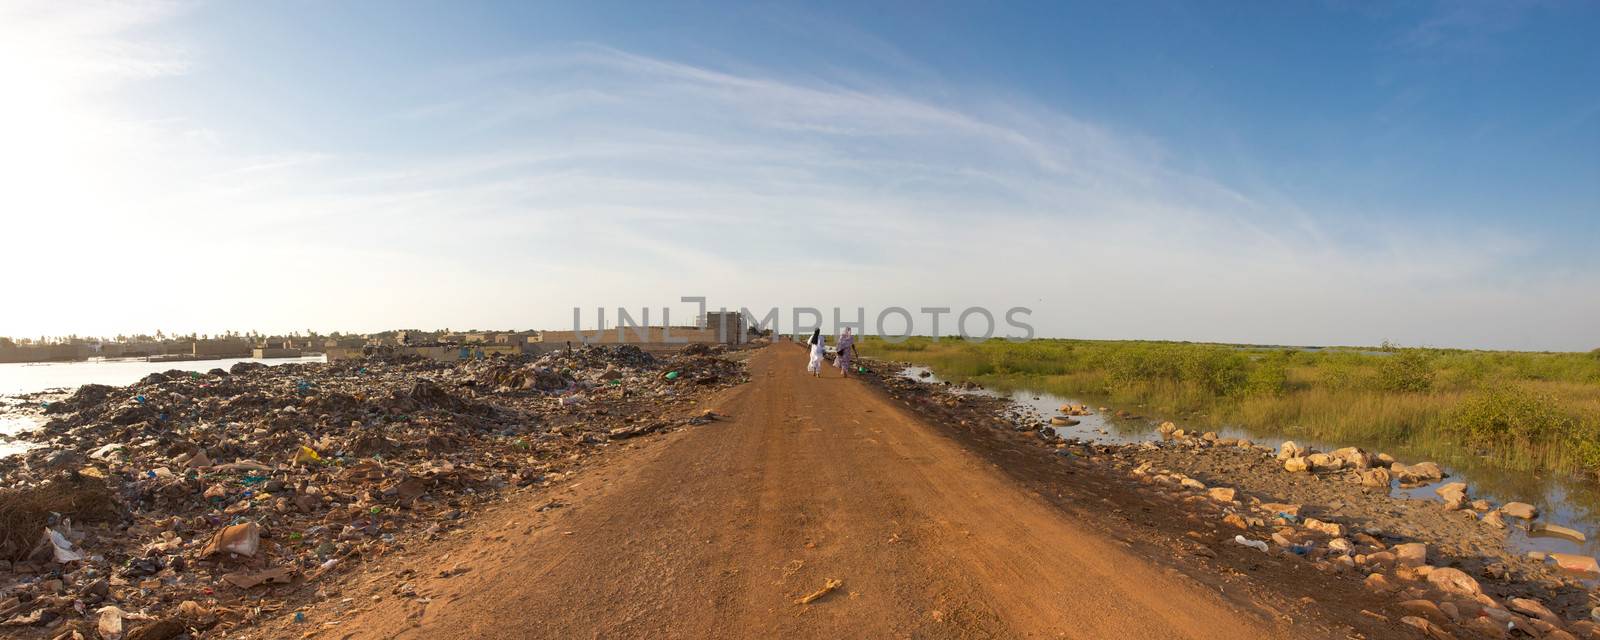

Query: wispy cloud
[0,11,1592,349]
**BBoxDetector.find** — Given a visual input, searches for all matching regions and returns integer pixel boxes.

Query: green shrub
[1376,349,1433,392]
[1442,384,1574,450]
[1244,355,1289,397]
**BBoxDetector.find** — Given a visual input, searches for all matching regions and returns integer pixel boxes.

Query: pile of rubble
[0,344,746,639]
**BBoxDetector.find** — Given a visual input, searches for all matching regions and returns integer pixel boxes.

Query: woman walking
[835,327,857,377]
[806,328,826,377]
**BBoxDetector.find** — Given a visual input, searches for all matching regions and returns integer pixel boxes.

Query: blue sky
[1,1,1596,349]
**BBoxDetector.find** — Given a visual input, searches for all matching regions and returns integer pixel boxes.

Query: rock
[1277,441,1307,460]
[1283,457,1310,473]
[1461,616,1507,638]
[1179,477,1206,490]
[1394,542,1427,565]
[1435,482,1468,510]
[1500,502,1538,519]
[1364,573,1396,593]
[1306,452,1343,472]
[1303,518,1344,537]
[1425,567,1481,597]
[1359,468,1392,490]
[1508,598,1561,627]
[1157,421,1177,436]
[1481,510,1506,529]
[1328,538,1353,554]
[1049,416,1079,426]
[1399,600,1451,626]
[1400,615,1456,639]
[1259,502,1301,517]
[1222,513,1249,530]
[1438,601,1460,623]
[1206,487,1237,503]
[1330,446,1374,469]
[1391,461,1444,482]
[1530,522,1586,542]
[1434,482,1467,499]
[1549,552,1600,574]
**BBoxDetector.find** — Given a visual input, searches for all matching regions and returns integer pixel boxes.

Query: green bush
[1376,349,1433,392]
[1442,384,1574,450]
[1244,355,1289,397]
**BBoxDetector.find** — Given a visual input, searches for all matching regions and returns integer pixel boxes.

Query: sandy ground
[274,345,1348,639]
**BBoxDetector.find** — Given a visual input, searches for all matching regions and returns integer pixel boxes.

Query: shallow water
[899,365,1600,566]
[0,356,326,396]
[0,355,327,457]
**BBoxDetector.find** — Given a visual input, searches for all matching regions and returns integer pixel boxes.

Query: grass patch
[861,337,1600,477]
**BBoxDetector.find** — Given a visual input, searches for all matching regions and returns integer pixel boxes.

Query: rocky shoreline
[870,358,1600,640]
[0,345,748,639]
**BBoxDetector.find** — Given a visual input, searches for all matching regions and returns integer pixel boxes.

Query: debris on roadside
[794,578,843,605]
[0,345,747,637]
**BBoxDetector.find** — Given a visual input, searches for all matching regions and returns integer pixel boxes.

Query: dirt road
[320,345,1295,639]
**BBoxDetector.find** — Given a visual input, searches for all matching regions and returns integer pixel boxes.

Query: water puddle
[0,397,44,458]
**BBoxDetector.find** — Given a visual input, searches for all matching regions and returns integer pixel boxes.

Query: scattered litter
[222,566,296,589]
[1232,535,1268,552]
[795,578,844,605]
[200,521,261,558]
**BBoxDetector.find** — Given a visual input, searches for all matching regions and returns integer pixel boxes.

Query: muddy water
[0,356,327,458]
[899,365,1600,565]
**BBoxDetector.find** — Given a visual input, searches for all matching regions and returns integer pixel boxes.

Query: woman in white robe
[806,328,825,376]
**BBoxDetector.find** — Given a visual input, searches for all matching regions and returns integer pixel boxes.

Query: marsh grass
[862,337,1600,477]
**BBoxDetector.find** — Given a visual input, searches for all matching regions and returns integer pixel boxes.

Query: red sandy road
[318,344,1295,639]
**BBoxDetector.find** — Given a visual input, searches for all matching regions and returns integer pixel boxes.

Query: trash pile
[0,345,747,638]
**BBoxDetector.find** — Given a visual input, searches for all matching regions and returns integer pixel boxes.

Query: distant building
[325,344,519,362]
[704,311,746,343]
[538,313,746,355]
[192,339,252,358]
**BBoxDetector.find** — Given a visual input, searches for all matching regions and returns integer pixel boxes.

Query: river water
[0,356,326,457]
[899,366,1600,566]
